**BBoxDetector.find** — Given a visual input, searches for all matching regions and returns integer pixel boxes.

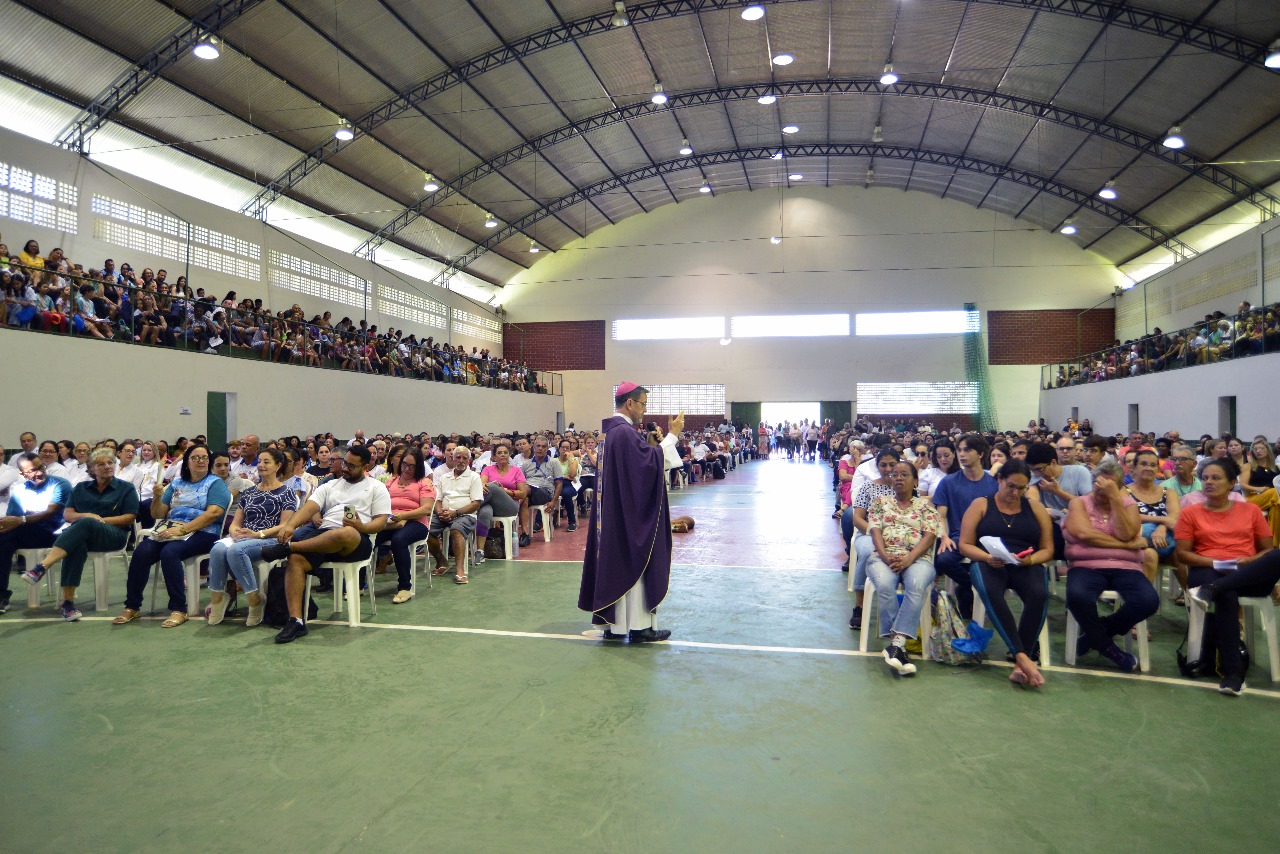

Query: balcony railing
[1041,304,1276,390]
[1,261,561,396]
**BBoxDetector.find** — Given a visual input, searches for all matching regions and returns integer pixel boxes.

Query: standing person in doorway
[578,383,681,643]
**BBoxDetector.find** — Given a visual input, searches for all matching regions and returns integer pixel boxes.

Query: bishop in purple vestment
[577,383,682,642]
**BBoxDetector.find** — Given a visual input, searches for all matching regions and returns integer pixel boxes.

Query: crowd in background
[0,239,547,392]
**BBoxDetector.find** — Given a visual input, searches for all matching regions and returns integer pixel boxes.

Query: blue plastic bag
[951,621,994,655]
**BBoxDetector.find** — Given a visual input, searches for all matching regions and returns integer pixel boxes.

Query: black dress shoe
[518,533,532,548]
[274,619,308,644]
[260,543,292,562]
[628,628,671,643]
[601,629,626,641]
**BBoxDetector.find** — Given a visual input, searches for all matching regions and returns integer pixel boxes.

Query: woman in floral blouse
[866,461,940,675]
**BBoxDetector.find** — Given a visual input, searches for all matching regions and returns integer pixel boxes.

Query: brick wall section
[502,320,606,371]
[987,309,1115,365]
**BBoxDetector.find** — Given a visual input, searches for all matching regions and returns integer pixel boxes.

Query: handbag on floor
[929,585,984,665]
[483,526,506,559]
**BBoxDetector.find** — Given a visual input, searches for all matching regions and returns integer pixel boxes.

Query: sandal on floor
[431,564,450,577]
[162,611,189,628]
[454,574,468,584]
[112,608,141,625]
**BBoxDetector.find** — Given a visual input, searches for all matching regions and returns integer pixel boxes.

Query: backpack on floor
[929,586,984,665]
[1176,610,1249,678]
[262,564,318,627]
[483,525,507,559]
[710,461,726,479]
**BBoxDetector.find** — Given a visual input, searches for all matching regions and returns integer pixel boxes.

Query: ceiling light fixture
[880,64,898,85]
[679,139,693,156]
[770,235,782,245]
[1098,180,1117,200]
[699,181,712,194]
[1266,39,1280,69]
[781,124,799,134]
[1162,125,1185,149]
[741,4,765,21]
[720,337,733,346]
[610,1,629,28]
[422,173,439,193]
[872,124,884,143]
[651,83,668,105]
[866,167,875,184]
[770,150,784,160]
[334,121,354,141]
[484,213,498,228]
[788,173,803,181]
[1060,218,1077,235]
[529,241,540,253]
[193,36,220,60]
[772,53,794,66]
[757,92,777,105]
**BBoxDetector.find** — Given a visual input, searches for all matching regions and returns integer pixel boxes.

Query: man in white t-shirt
[426,446,484,583]
[263,445,391,643]
[6,432,38,469]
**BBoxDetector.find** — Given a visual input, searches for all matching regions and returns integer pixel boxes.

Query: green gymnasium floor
[3,457,1278,852]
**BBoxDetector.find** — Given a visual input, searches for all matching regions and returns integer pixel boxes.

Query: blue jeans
[866,554,936,640]
[1065,566,1160,654]
[934,545,974,620]
[208,536,274,594]
[376,520,429,591]
[852,533,874,593]
[124,531,218,612]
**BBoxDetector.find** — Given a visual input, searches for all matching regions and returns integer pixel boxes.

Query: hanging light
[1162,126,1185,149]
[1060,218,1077,235]
[422,173,439,193]
[772,53,794,66]
[610,1,629,28]
[757,92,777,105]
[192,36,220,60]
[1098,180,1117,200]
[781,124,799,134]
[651,83,668,105]
[741,4,765,21]
[770,235,782,245]
[484,213,498,228]
[879,64,898,85]
[334,121,354,141]
[699,181,712,194]
[679,139,693,156]
[788,173,803,181]
[1265,39,1280,69]
[770,150,784,160]
[872,124,884,143]
[529,241,540,253]
[866,167,875,184]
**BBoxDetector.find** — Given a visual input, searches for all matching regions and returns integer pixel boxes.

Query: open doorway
[761,401,820,427]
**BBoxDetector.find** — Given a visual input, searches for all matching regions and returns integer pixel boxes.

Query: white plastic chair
[441,528,475,580]
[533,505,553,542]
[858,572,934,660]
[306,551,377,627]
[19,548,53,608]
[146,552,209,617]
[85,544,128,613]
[492,515,519,559]
[1064,590,1148,672]
[1186,595,1280,683]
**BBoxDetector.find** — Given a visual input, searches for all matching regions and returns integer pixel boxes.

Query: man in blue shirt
[931,434,997,620]
[0,454,71,615]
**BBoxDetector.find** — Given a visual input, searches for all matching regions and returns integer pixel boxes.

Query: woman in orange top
[1176,458,1275,697]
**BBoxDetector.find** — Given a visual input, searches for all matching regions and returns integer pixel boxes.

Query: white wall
[502,187,1124,428]
[0,127,503,354]
[1038,353,1280,439]
[0,332,561,444]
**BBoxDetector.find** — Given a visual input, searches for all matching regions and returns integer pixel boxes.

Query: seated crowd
[1047,299,1280,388]
[0,241,547,392]
[0,420,753,643]
[828,418,1280,696]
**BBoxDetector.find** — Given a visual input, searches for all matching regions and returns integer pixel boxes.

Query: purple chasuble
[577,414,673,625]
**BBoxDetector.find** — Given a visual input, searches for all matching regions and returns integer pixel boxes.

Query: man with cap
[578,383,683,642]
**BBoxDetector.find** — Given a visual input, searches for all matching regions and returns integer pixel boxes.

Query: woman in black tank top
[959,460,1055,689]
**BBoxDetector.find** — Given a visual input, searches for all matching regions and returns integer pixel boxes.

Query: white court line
[8,615,1279,700]
[511,558,840,573]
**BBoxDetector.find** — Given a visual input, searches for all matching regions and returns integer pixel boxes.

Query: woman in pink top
[376,448,435,602]
[478,442,528,547]
[1063,459,1157,673]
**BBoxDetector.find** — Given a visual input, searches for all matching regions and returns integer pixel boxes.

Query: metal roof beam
[425,144,1194,289]
[354,79,1274,255]
[244,0,1271,219]
[52,0,268,154]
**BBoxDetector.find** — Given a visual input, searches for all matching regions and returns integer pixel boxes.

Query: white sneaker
[206,594,230,625]
[884,644,917,676]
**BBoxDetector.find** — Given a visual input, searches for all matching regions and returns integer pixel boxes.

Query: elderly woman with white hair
[23,448,138,621]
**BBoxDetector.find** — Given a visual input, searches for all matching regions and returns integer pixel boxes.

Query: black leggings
[970,563,1048,658]
[1192,548,1280,677]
